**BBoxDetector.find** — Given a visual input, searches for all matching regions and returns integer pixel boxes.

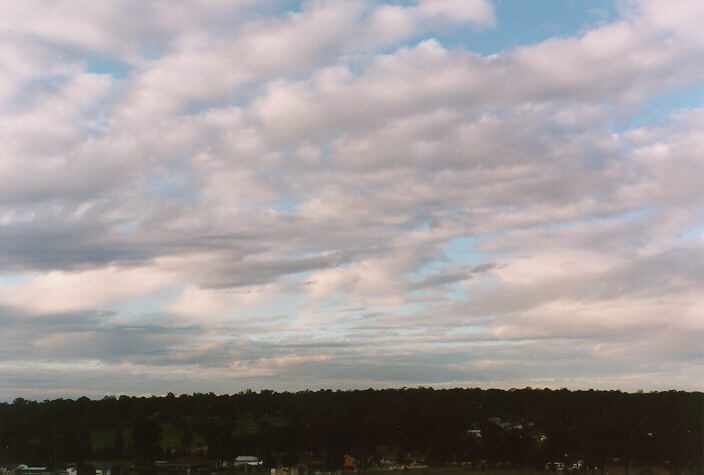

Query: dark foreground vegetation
[0,388,701,473]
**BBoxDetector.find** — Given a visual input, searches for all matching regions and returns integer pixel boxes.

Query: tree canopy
[0,388,701,472]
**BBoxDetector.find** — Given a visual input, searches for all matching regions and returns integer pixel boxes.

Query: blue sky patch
[433,0,618,55]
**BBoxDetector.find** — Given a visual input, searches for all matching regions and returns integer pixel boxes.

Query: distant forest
[1,388,702,472]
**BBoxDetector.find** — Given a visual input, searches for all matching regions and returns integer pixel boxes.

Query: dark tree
[131,418,162,461]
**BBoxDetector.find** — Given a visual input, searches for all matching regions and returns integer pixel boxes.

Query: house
[234,456,263,471]
[545,462,565,472]
[488,417,512,429]
[342,455,358,470]
[271,467,305,475]
[466,429,482,438]
[154,456,213,475]
[15,465,48,475]
[86,461,112,475]
[194,445,208,456]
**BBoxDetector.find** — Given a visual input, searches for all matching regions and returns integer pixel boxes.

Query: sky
[1,0,704,400]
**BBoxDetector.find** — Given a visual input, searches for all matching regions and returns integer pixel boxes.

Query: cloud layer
[1,0,703,399]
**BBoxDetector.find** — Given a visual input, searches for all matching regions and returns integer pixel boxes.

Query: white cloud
[0,265,174,315]
[166,283,284,322]
[0,0,703,396]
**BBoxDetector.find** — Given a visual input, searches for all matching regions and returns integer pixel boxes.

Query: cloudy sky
[1,0,703,400]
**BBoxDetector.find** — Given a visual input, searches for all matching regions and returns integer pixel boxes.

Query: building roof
[158,457,211,467]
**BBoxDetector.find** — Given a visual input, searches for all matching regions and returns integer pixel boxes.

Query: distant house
[234,456,263,471]
[488,417,525,431]
[270,467,305,475]
[86,461,112,475]
[15,465,48,475]
[545,461,566,472]
[488,417,512,429]
[194,445,208,456]
[155,456,213,475]
[466,429,482,438]
[343,455,358,470]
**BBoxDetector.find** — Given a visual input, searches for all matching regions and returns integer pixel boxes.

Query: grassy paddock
[365,470,545,475]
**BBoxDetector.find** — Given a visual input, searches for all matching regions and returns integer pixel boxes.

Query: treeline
[0,388,701,471]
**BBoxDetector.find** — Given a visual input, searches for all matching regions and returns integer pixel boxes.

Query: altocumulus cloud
[0,0,703,399]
